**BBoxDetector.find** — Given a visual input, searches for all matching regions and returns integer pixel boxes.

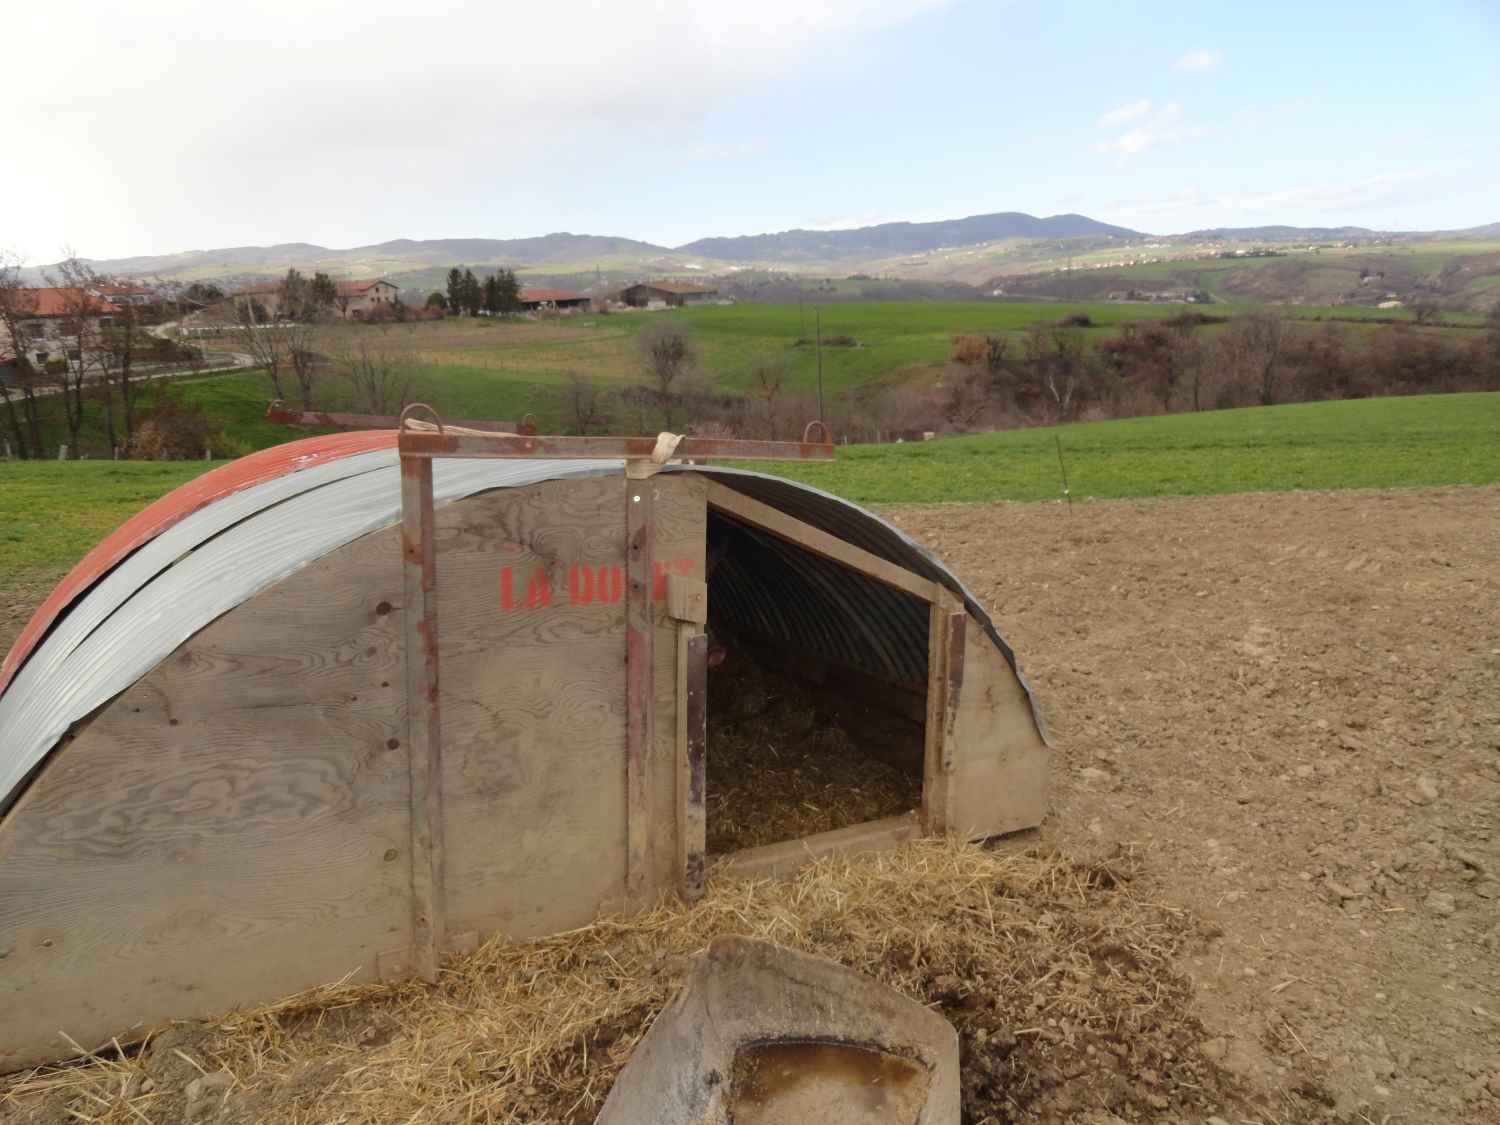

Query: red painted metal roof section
[0,430,398,695]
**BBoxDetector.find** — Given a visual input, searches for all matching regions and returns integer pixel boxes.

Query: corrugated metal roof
[0,431,399,696]
[0,449,1044,812]
[691,468,1044,735]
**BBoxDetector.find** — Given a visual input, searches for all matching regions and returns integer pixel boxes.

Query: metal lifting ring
[802,419,831,445]
[397,403,445,433]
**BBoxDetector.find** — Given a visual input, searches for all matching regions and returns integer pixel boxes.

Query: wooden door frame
[698,480,965,881]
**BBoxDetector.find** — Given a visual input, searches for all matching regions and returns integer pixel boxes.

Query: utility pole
[815,306,825,423]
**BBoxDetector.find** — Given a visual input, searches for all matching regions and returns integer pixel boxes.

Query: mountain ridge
[27,211,1499,285]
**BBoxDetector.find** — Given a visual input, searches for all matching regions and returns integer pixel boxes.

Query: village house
[618,281,719,308]
[518,287,591,312]
[335,279,400,318]
[232,278,400,319]
[0,288,122,372]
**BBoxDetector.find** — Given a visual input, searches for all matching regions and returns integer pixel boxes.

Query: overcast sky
[6,0,1499,261]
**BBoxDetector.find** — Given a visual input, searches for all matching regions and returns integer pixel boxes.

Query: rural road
[18,323,255,400]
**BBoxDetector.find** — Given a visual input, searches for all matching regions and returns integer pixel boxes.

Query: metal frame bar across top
[265,402,524,433]
[396,429,837,462]
[394,411,835,978]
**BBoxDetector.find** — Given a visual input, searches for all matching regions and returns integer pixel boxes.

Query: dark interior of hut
[702,510,926,855]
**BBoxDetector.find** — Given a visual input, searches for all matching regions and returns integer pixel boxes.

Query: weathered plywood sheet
[945,624,1050,840]
[435,474,705,940]
[0,525,411,1070]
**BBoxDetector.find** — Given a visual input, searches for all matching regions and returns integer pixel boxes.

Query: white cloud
[1098,99,1153,128]
[1174,49,1222,72]
[1094,102,1202,157]
[1105,170,1449,229]
[4,0,952,259]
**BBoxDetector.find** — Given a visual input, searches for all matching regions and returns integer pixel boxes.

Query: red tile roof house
[518,287,591,312]
[1,288,122,372]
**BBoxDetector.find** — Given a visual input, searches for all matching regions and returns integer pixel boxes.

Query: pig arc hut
[0,424,1049,1069]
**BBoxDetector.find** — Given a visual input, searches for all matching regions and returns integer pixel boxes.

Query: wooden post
[624,469,655,901]
[668,574,709,901]
[400,454,445,979]
[921,598,966,835]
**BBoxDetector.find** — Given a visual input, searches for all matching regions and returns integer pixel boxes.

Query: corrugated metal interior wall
[707,508,930,688]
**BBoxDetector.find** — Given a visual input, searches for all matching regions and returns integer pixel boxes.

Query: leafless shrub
[335,335,417,415]
[637,321,697,427]
[563,372,610,435]
[128,386,220,459]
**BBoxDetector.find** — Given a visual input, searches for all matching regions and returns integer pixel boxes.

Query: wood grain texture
[712,814,921,881]
[432,477,632,941]
[945,623,1050,840]
[400,454,444,981]
[625,472,654,901]
[677,629,707,900]
[0,523,412,1070]
[921,602,950,836]
[428,475,701,938]
[646,475,706,896]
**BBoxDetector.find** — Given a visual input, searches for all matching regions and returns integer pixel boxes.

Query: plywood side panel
[945,625,1050,840]
[435,478,625,940]
[0,526,411,1070]
[435,474,705,940]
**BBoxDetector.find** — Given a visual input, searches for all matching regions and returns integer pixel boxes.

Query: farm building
[335,279,401,318]
[230,278,400,319]
[619,281,719,308]
[518,287,591,311]
[0,426,1048,1070]
[0,288,122,370]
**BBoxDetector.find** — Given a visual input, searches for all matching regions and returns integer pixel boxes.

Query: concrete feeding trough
[597,936,960,1125]
[0,415,1048,1069]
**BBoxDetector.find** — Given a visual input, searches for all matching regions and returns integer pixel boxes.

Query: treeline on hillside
[916,310,1500,435]
[558,308,1500,444]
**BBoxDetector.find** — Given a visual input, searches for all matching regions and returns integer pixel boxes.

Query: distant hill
[1173,225,1396,243]
[678,212,1142,263]
[28,211,1498,293]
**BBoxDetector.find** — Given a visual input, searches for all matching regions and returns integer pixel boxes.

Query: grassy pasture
[12,300,1491,461]
[4,391,1495,580]
[739,391,1500,504]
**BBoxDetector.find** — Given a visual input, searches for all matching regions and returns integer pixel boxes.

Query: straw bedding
[0,839,1277,1124]
[705,650,922,853]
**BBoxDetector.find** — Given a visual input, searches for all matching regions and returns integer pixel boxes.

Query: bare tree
[230,293,289,400]
[564,371,609,435]
[98,295,143,450]
[0,252,48,458]
[229,271,325,408]
[1225,311,1287,406]
[1014,323,1092,423]
[941,366,992,430]
[50,257,111,456]
[335,334,416,415]
[749,354,787,438]
[636,320,697,428]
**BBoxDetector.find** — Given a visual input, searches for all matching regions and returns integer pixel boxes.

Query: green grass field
[741,391,1500,503]
[17,300,1489,460]
[4,392,1495,580]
